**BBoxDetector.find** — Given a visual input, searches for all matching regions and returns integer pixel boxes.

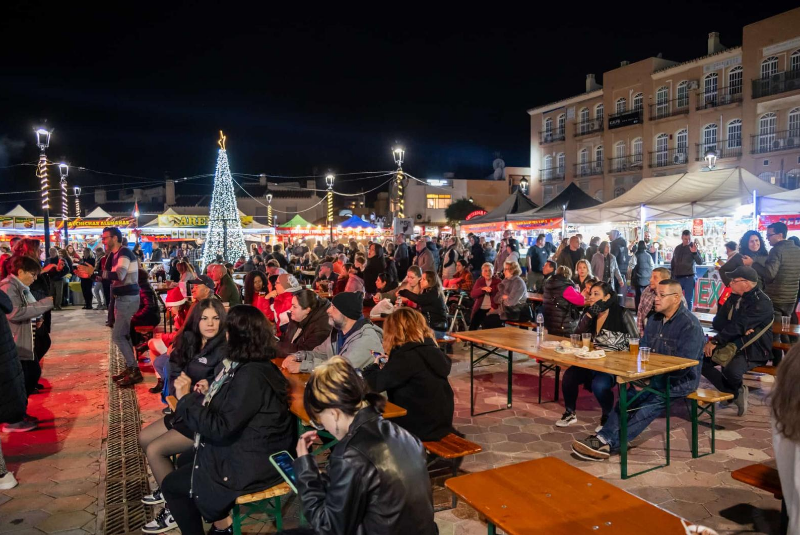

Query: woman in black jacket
[631,240,654,309]
[276,290,332,359]
[397,270,448,338]
[0,289,27,488]
[468,236,485,279]
[131,270,161,351]
[362,308,454,441]
[556,281,639,430]
[295,356,437,535]
[363,243,387,294]
[543,266,584,337]
[161,306,295,535]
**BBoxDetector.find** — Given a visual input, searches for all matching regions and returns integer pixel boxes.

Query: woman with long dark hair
[397,271,448,338]
[159,306,295,535]
[720,230,768,287]
[363,243,387,294]
[242,270,269,306]
[276,289,332,358]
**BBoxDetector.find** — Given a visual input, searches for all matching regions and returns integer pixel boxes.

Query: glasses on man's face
[766,233,776,238]
[655,292,679,299]
[730,278,747,285]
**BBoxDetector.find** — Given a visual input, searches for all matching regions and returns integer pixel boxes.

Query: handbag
[594,329,629,352]
[711,319,773,366]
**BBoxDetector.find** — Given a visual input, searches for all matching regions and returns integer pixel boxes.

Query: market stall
[459,190,539,241]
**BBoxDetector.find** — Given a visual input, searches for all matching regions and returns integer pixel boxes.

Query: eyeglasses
[655,292,679,299]
[766,233,777,238]
[730,278,748,284]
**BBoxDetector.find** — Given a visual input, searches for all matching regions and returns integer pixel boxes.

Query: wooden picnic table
[453,327,699,479]
[694,310,800,336]
[527,292,543,303]
[446,457,685,535]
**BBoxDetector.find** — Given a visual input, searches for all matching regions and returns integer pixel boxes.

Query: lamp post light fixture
[519,177,529,195]
[35,127,52,253]
[73,186,82,218]
[704,148,718,170]
[266,193,273,225]
[392,146,405,219]
[59,163,69,245]
[326,174,335,242]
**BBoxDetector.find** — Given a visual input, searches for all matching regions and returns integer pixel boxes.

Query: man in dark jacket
[271,244,289,270]
[555,236,584,274]
[608,230,629,285]
[745,221,800,364]
[208,264,242,305]
[702,266,772,416]
[670,229,703,311]
[312,262,339,292]
[526,234,554,291]
[393,235,410,281]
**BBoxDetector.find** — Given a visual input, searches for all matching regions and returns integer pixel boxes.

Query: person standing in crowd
[441,237,460,282]
[527,234,553,292]
[744,222,800,365]
[77,247,96,310]
[483,261,529,329]
[363,308,454,442]
[132,243,145,264]
[468,235,485,280]
[636,267,671,335]
[670,230,703,311]
[293,357,437,535]
[483,240,496,264]
[151,246,163,264]
[397,271,448,338]
[608,230,630,281]
[504,242,520,267]
[572,279,704,461]
[586,236,601,262]
[363,243,387,294]
[733,230,769,287]
[282,292,383,373]
[771,343,800,535]
[702,266,772,417]
[207,263,241,305]
[0,287,27,487]
[576,234,588,251]
[92,247,107,310]
[413,237,435,273]
[718,240,743,286]
[271,243,289,270]
[543,265,584,336]
[556,235,585,274]
[631,240,654,309]
[12,240,55,367]
[76,227,142,386]
[313,240,326,260]
[393,235,410,282]
[493,238,510,275]
[47,248,69,311]
[159,306,295,535]
[276,290,332,358]
[591,241,624,295]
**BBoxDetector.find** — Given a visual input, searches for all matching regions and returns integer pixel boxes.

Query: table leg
[488,523,496,535]
[665,376,671,467]
[470,342,475,416]
[620,380,629,480]
[507,351,513,409]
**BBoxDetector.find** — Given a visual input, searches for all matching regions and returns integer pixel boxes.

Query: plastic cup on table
[581,333,592,349]
[782,316,791,331]
[640,347,651,363]
[570,334,581,348]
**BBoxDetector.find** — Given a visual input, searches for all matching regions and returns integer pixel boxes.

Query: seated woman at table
[556,281,638,430]
[242,270,269,307]
[276,290,332,358]
[543,265,584,336]
[131,269,162,356]
[444,259,474,291]
[572,259,594,294]
[362,308,454,442]
[373,265,421,304]
[374,272,398,296]
[397,271,448,338]
[482,261,530,329]
[468,262,501,330]
[159,305,295,535]
[294,356,437,535]
[344,262,366,294]
[139,298,228,533]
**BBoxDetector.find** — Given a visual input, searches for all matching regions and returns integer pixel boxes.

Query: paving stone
[35,511,94,533]
[0,509,51,533]
[0,493,55,513]
[42,482,98,499]
[42,495,95,514]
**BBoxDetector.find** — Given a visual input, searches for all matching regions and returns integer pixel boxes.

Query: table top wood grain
[453,327,698,382]
[445,457,685,535]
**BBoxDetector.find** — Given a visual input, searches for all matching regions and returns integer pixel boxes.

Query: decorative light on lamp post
[326,174,335,243]
[59,163,69,245]
[73,186,82,218]
[519,177,529,195]
[266,193,273,226]
[393,146,405,219]
[35,127,52,253]
[704,148,718,170]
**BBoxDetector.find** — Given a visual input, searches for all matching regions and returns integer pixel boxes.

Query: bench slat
[236,482,293,504]
[424,433,482,459]
[751,365,778,376]
[505,321,537,330]
[687,388,734,404]
[437,336,456,345]
[731,464,783,499]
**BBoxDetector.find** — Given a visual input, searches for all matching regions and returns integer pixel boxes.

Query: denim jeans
[597,386,672,451]
[562,367,615,417]
[701,354,757,399]
[92,282,105,308]
[112,294,140,368]
[676,275,696,311]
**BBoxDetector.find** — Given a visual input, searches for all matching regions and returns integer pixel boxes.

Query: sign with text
[393,217,414,235]
[465,210,487,221]
[55,217,135,230]
[759,214,800,231]
[692,218,704,237]
[608,110,643,129]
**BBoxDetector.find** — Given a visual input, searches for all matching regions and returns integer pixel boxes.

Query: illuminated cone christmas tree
[201,131,247,268]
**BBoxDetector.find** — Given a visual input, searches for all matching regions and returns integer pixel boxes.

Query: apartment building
[528,7,800,205]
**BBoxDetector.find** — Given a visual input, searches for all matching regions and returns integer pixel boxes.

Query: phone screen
[269,451,297,491]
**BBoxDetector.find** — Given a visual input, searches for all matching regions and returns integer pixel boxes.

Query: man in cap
[702,266,773,416]
[188,275,217,302]
[313,261,339,292]
[281,291,383,373]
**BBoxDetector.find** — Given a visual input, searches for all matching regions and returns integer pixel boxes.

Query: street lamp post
[519,177,529,196]
[704,149,718,170]
[326,174,335,243]
[59,163,69,246]
[266,193,273,225]
[35,127,52,254]
[73,186,81,218]
[393,147,405,219]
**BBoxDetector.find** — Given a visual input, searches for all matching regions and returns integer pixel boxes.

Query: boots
[112,370,128,381]
[149,378,164,394]
[117,367,144,387]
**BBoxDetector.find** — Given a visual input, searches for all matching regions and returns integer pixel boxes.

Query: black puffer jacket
[543,274,579,336]
[397,288,448,332]
[169,334,228,393]
[712,286,774,364]
[753,239,800,304]
[175,360,295,521]
[0,290,26,424]
[362,338,454,441]
[276,297,332,358]
[294,406,437,535]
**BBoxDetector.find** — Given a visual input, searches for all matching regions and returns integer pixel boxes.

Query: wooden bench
[732,464,783,499]
[774,342,792,352]
[505,320,538,330]
[751,365,778,376]
[436,335,456,345]
[232,482,294,533]
[423,433,483,510]
[687,388,734,458]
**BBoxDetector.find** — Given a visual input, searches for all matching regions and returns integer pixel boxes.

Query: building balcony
[694,141,742,161]
[750,130,800,154]
[649,148,689,168]
[608,108,643,130]
[574,161,603,178]
[752,70,800,99]
[695,86,743,111]
[607,155,644,173]
[539,168,566,183]
[648,99,689,121]
[574,119,604,137]
[539,129,566,144]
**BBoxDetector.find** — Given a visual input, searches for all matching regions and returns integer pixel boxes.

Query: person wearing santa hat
[148,287,190,394]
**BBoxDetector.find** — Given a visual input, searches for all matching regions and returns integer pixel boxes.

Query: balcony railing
[750,130,800,154]
[574,161,604,178]
[539,167,566,183]
[608,108,643,130]
[574,119,604,137]
[752,70,800,99]
[695,86,743,110]
[649,98,690,121]
[607,154,644,173]
[694,141,743,161]
[648,148,689,168]
[539,129,566,144]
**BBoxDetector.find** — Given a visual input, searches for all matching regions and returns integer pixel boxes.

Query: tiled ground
[2,310,783,534]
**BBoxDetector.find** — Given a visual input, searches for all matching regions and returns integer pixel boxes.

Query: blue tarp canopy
[339,215,375,228]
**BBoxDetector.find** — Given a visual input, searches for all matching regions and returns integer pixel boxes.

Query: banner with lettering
[759,214,800,231]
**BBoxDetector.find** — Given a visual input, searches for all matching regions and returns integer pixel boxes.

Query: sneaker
[555,411,578,427]
[0,472,19,490]
[141,487,165,505]
[162,407,173,415]
[571,435,611,461]
[595,415,608,433]
[1,420,37,433]
[207,525,232,535]
[734,384,749,417]
[142,508,176,534]
[118,368,144,387]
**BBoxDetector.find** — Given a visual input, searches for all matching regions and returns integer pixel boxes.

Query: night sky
[1,1,798,211]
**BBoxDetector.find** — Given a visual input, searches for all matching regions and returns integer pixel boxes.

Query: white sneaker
[556,411,578,427]
[0,472,19,490]
[142,508,176,534]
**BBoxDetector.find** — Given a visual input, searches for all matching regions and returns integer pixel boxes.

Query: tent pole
[752,189,758,231]
[561,204,567,240]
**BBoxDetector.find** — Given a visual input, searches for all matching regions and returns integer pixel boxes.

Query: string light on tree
[201,131,248,268]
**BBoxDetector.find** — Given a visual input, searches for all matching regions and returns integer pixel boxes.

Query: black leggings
[161,462,206,535]
[80,279,94,308]
[21,360,41,397]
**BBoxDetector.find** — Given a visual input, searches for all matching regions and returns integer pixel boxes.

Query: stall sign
[465,210,487,221]
[55,217,135,230]
[0,217,40,230]
[692,219,704,237]
[393,218,414,235]
[759,214,800,231]
[511,217,562,231]
[694,277,724,309]
[460,221,505,233]
[157,214,253,228]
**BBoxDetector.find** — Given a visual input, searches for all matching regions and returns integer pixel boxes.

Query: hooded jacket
[295,317,383,372]
[362,338,454,441]
[543,274,579,336]
[0,275,53,361]
[276,297,332,358]
[609,231,630,275]
[169,334,228,393]
[397,287,448,331]
[0,290,26,424]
